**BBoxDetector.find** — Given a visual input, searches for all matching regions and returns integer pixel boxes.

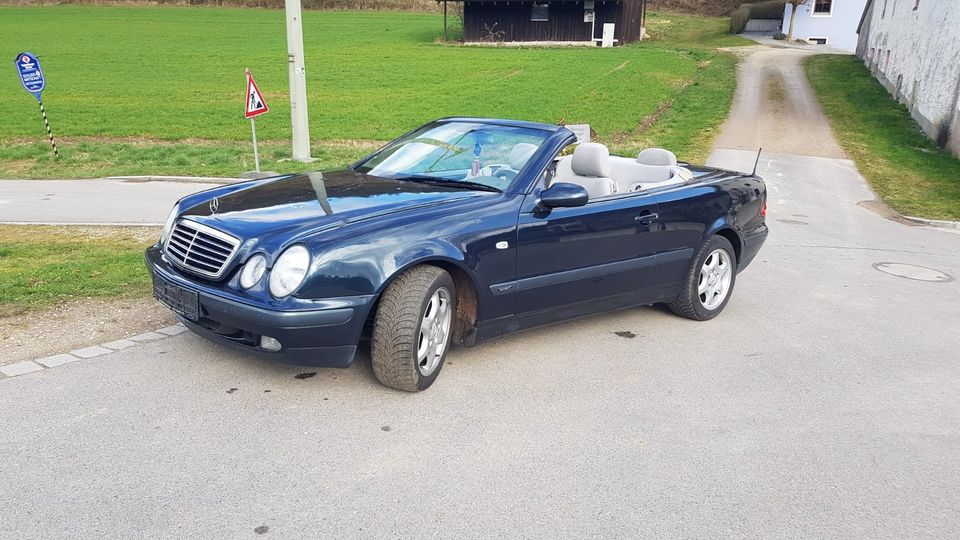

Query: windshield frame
[351,119,556,194]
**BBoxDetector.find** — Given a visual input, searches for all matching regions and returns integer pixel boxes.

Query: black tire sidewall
[411,272,456,391]
[689,236,738,320]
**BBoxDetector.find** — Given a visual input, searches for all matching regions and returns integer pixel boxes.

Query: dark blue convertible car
[146,118,768,391]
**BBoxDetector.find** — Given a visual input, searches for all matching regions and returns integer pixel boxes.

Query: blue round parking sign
[14,52,45,101]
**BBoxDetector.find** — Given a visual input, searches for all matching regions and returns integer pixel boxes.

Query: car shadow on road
[174,302,681,392]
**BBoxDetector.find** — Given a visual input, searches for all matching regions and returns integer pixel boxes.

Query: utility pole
[285,0,313,162]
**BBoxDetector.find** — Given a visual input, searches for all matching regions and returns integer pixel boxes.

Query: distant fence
[744,19,781,32]
[1,0,440,11]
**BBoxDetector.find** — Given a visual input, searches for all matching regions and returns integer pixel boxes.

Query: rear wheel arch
[713,228,742,265]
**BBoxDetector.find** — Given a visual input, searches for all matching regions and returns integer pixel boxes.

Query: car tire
[669,235,738,321]
[371,265,456,392]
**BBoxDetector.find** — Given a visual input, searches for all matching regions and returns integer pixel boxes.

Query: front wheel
[371,265,456,392]
[669,235,737,321]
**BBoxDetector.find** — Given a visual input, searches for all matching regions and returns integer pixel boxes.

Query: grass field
[0,7,751,317]
[0,226,156,317]
[806,56,960,221]
[0,6,750,178]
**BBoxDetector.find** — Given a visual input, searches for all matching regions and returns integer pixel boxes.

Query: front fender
[297,237,474,299]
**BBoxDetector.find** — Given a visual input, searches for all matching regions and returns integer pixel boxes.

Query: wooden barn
[440,0,648,45]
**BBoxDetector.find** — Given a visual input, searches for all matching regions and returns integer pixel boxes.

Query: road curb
[902,215,960,231]
[0,324,188,380]
[107,175,242,184]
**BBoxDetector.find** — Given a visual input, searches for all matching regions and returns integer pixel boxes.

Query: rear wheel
[669,235,737,321]
[371,266,455,392]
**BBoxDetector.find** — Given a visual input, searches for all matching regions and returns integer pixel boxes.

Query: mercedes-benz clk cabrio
[146,118,768,391]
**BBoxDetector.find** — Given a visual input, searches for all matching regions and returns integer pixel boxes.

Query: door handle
[635,213,659,225]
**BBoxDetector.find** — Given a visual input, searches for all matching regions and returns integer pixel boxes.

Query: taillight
[760,199,767,218]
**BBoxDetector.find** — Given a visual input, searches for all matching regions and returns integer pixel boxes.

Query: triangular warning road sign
[245,69,269,119]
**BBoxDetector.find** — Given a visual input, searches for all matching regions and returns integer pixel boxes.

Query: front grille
[164,219,240,279]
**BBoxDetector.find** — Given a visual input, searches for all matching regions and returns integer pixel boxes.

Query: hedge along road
[3,50,960,540]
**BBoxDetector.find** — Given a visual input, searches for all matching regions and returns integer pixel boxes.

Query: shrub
[730,5,750,33]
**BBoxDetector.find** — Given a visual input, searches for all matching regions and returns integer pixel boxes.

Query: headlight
[239,254,267,289]
[160,204,180,246]
[269,245,310,298]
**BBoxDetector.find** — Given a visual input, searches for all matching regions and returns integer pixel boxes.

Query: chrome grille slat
[168,235,192,251]
[176,239,227,261]
[189,237,233,256]
[164,219,240,279]
[173,227,232,252]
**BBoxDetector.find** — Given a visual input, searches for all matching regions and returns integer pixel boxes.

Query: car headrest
[636,148,677,167]
[509,143,538,171]
[572,142,610,178]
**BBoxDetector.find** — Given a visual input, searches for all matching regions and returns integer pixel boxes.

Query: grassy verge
[645,10,754,48]
[0,226,157,317]
[806,55,960,221]
[0,7,747,178]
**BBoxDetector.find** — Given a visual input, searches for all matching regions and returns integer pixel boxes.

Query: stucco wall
[783,0,869,51]
[857,0,960,157]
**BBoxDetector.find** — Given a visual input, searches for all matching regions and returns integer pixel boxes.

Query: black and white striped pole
[14,52,58,160]
[37,99,59,159]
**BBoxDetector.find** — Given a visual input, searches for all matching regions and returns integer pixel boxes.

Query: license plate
[153,273,199,321]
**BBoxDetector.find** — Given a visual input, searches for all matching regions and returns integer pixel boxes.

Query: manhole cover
[872,262,954,283]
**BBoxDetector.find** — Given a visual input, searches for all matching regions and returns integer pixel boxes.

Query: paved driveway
[0,179,221,225]
[2,48,959,537]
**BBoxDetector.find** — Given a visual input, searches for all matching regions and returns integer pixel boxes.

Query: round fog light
[240,254,267,289]
[260,336,282,351]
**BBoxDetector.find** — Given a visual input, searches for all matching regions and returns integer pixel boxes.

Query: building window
[531,3,549,21]
[812,0,833,16]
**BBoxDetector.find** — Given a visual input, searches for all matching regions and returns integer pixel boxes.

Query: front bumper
[145,246,375,368]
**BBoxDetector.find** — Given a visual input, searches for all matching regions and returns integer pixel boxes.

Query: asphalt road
[0,179,221,225]
[2,48,960,538]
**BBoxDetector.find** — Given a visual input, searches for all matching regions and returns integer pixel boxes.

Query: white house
[783,0,869,51]
[856,0,960,158]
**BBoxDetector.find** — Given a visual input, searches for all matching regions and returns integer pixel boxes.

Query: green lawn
[806,55,960,221]
[0,6,748,178]
[0,226,156,316]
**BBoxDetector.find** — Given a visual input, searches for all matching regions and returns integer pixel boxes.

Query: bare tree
[786,0,810,41]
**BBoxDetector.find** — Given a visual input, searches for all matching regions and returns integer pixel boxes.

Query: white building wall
[783,0,869,51]
[858,0,960,156]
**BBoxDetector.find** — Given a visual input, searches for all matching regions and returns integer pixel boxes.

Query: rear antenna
[751,147,763,176]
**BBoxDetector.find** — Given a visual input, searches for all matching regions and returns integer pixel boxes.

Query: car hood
[179,169,486,241]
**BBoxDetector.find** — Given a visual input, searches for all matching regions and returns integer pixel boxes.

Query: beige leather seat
[636,148,678,167]
[509,143,538,171]
[552,143,618,199]
[611,148,693,192]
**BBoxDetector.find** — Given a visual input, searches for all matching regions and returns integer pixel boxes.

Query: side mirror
[539,182,589,208]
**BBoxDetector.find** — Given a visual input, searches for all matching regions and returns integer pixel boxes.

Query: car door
[512,188,662,320]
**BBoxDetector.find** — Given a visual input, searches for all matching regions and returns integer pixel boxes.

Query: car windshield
[354,122,550,191]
